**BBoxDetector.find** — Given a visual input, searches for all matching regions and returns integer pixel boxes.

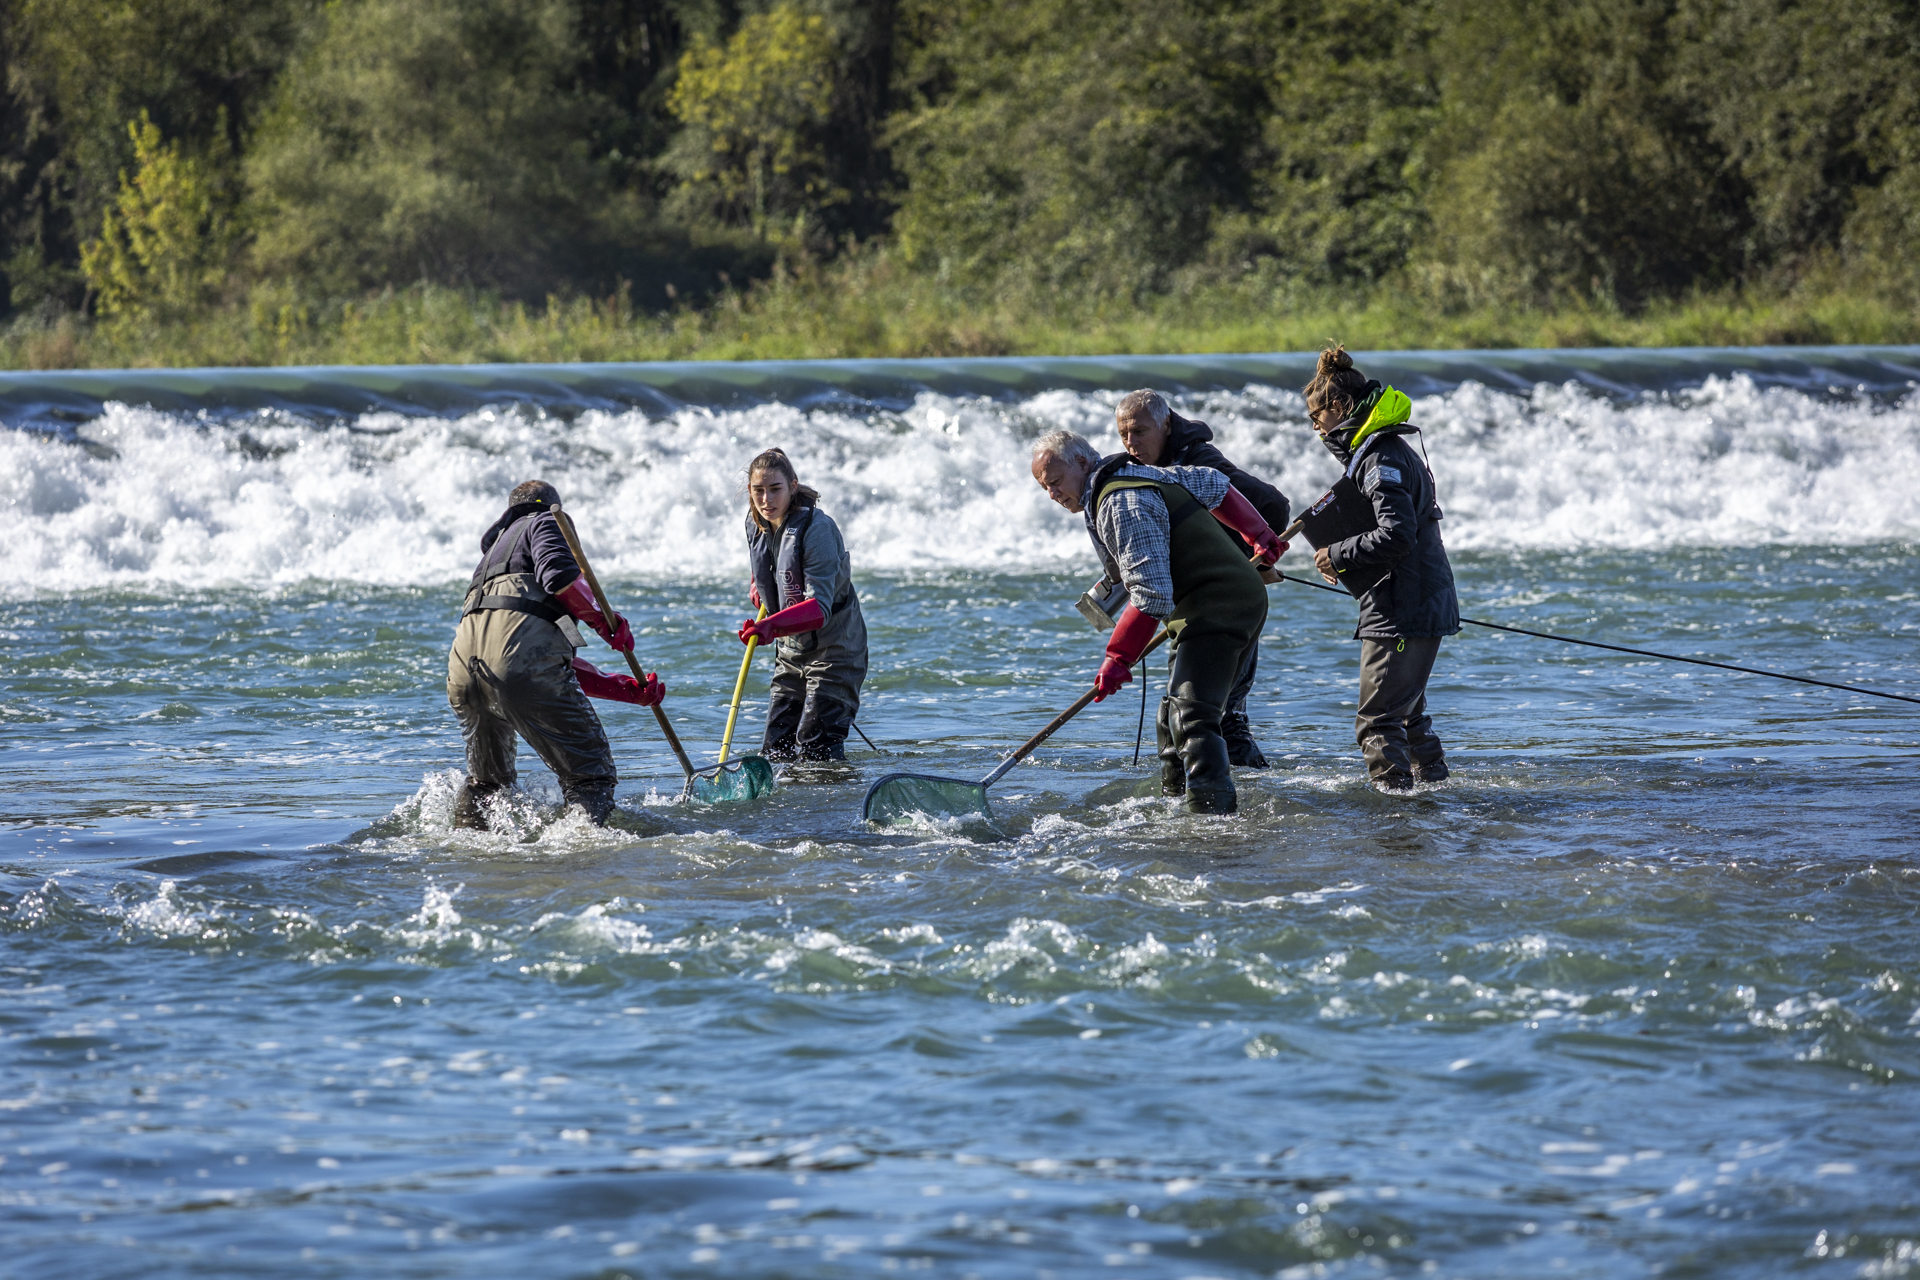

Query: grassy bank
[7,256,1918,371]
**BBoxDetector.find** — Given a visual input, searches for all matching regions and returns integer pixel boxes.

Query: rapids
[2,348,1917,1279]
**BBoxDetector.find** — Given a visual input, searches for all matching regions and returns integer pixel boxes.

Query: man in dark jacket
[1307,380,1460,792]
[1115,389,1290,768]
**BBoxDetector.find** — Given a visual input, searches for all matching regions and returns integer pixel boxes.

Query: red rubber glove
[554,576,633,651]
[748,578,761,609]
[1212,486,1288,566]
[572,656,664,706]
[739,597,826,645]
[1093,604,1158,701]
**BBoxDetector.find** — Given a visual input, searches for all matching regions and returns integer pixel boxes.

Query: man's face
[1116,410,1170,465]
[1032,453,1089,513]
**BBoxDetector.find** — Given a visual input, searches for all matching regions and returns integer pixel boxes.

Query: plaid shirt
[1085,463,1230,618]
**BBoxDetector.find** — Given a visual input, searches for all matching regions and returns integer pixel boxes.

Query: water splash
[6,374,1918,593]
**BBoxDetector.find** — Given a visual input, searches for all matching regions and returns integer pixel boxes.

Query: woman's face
[750,468,794,526]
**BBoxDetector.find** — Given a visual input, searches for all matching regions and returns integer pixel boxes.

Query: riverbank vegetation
[3,0,1916,369]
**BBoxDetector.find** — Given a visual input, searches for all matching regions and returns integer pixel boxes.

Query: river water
[3,349,1918,1279]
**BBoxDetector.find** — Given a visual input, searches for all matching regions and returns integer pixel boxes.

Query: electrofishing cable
[1271,571,1920,708]
[1133,658,1150,765]
[849,719,887,753]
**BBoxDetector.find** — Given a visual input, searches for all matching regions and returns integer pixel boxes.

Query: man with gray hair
[1030,431,1288,814]
[1113,389,1292,768]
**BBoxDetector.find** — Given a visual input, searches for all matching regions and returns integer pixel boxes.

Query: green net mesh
[685,755,776,804]
[861,773,993,825]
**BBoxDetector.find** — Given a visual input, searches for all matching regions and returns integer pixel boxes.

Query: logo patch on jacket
[1375,465,1402,484]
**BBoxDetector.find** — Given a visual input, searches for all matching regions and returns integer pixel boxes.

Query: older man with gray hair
[1112,388,1291,768]
[1030,429,1287,814]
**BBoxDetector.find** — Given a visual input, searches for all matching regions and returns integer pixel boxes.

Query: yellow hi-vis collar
[1347,386,1412,454]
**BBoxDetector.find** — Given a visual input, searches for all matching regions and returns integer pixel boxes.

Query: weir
[5,345,1920,594]
[3,343,1918,432]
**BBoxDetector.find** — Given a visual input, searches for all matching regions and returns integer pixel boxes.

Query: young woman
[736,449,868,761]
[1303,346,1459,791]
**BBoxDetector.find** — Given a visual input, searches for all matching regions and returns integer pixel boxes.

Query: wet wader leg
[1166,630,1248,814]
[761,654,808,761]
[498,656,618,822]
[1155,696,1184,797]
[796,651,865,762]
[1356,637,1443,790]
[1220,640,1268,769]
[1403,640,1447,781]
[462,611,618,823]
[449,627,518,829]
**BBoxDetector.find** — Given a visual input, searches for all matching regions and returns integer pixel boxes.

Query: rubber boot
[452,779,500,831]
[1220,711,1268,769]
[1155,697,1185,797]
[562,781,617,826]
[1171,694,1238,815]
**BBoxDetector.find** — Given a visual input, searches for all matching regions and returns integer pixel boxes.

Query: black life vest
[461,506,564,623]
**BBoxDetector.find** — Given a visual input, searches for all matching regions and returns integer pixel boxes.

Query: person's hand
[603,612,634,652]
[1249,532,1288,568]
[1093,603,1157,701]
[749,579,761,609]
[1093,654,1134,701]
[573,658,663,706]
[599,671,665,705]
[742,598,826,645]
[1314,546,1338,585]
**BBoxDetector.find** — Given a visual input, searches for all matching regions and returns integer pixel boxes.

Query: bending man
[447,480,664,828]
[1114,388,1291,768]
[1031,431,1285,814]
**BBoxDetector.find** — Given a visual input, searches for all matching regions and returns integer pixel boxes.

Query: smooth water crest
[3,350,1917,1279]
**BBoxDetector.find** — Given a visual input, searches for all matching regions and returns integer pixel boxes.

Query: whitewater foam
[5,375,1917,592]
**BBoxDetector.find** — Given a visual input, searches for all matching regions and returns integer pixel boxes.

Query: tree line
[2,0,1915,332]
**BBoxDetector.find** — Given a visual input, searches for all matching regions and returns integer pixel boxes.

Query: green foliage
[1674,0,1920,276]
[1226,0,1442,286]
[8,257,1918,372]
[0,0,1917,337]
[889,0,1267,298]
[79,112,240,318]
[1412,0,1751,308]
[6,0,314,306]
[665,4,843,239]
[245,0,606,294]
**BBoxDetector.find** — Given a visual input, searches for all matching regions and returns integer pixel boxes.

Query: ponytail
[1303,344,1372,425]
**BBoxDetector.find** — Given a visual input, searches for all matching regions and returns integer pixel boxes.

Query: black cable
[1132,657,1149,766]
[849,719,887,753]
[1269,571,1920,708]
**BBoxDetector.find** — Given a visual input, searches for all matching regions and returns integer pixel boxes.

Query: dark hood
[1165,411,1214,457]
[480,501,550,553]
[1318,382,1382,464]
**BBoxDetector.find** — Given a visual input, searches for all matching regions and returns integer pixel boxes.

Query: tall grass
[6,252,1917,371]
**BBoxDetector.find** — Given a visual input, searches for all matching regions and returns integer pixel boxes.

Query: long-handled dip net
[686,606,777,803]
[862,629,1170,825]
